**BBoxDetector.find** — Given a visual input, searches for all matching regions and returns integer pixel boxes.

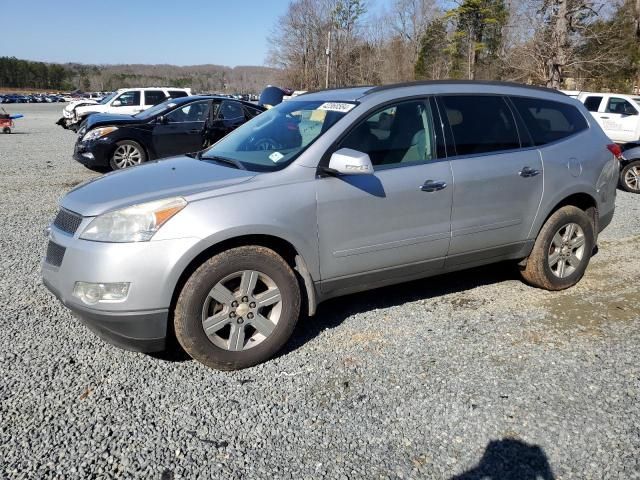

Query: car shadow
[281,261,519,356]
[450,438,555,479]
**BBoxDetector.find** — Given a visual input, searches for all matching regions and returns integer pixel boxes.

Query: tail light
[607,143,623,159]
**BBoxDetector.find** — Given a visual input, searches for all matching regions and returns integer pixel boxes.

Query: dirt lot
[1,103,639,479]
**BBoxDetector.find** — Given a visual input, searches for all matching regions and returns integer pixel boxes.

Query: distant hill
[0,57,280,93]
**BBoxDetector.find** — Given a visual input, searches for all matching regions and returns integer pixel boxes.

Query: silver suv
[42,81,619,370]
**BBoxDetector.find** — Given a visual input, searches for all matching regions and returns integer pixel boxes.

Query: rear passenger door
[437,95,543,264]
[598,96,639,143]
[144,90,167,108]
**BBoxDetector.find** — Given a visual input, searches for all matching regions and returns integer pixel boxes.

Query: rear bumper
[43,276,168,352]
[598,207,614,233]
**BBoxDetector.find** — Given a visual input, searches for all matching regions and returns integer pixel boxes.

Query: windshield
[134,99,178,119]
[98,92,117,105]
[201,100,356,171]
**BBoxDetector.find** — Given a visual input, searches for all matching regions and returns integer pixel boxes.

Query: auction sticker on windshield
[318,102,356,113]
[269,151,284,162]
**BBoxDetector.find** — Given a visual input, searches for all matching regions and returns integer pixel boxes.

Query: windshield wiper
[200,154,247,170]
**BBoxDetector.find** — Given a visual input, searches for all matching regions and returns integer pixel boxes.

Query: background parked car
[74,95,265,170]
[574,92,640,143]
[58,87,191,132]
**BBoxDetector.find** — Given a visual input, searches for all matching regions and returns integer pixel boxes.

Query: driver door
[594,96,639,143]
[152,100,211,157]
[316,98,453,294]
[111,90,142,115]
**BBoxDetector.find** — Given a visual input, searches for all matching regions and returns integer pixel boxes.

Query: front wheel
[620,160,640,193]
[173,246,301,370]
[110,140,147,170]
[2,127,11,134]
[520,206,594,290]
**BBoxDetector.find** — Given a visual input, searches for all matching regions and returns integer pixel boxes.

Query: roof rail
[364,80,564,96]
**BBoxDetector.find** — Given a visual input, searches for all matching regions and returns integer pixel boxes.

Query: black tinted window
[168,90,188,99]
[144,90,166,106]
[218,101,245,120]
[440,95,519,155]
[340,99,443,167]
[511,97,588,146]
[583,96,602,112]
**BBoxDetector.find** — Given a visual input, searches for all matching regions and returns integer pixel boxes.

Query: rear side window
[168,90,188,99]
[583,96,602,112]
[218,101,245,120]
[606,97,638,115]
[511,97,588,146]
[144,90,166,106]
[439,95,520,156]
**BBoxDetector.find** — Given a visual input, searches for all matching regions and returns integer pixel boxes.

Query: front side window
[606,97,638,115]
[114,91,140,107]
[440,95,520,156]
[202,100,354,172]
[583,96,602,112]
[511,97,588,146]
[165,101,210,123]
[144,90,166,106]
[339,99,441,168]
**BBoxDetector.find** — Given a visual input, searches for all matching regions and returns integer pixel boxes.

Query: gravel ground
[1,103,639,479]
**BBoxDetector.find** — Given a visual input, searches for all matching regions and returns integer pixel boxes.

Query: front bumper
[73,138,112,167]
[43,275,167,352]
[42,222,200,353]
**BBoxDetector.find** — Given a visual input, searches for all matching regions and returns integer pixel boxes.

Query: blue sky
[0,0,296,66]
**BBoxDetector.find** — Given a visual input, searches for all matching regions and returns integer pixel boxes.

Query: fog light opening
[72,282,130,305]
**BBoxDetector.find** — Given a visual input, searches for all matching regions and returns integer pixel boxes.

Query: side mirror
[327,148,374,175]
[112,100,122,107]
[157,115,168,124]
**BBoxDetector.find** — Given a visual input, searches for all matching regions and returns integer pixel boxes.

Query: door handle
[600,116,609,119]
[519,166,540,178]
[188,129,201,133]
[420,180,447,192]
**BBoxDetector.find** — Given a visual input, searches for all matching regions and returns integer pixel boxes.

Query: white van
[57,87,191,131]
[575,92,640,144]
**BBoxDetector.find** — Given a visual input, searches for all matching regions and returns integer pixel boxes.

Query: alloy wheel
[548,222,586,278]
[624,165,640,191]
[201,270,282,351]
[113,144,143,168]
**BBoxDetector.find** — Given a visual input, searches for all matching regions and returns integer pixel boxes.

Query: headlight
[80,197,187,242]
[82,126,118,142]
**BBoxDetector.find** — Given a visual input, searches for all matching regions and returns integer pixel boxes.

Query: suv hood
[61,157,257,216]
[85,113,142,130]
[65,99,98,112]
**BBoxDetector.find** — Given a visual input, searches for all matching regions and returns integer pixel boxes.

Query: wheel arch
[534,191,598,242]
[169,234,318,322]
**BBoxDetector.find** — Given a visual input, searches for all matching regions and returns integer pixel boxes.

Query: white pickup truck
[572,92,640,144]
[57,87,191,131]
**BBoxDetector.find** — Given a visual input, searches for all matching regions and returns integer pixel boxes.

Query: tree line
[268,0,640,93]
[0,57,278,93]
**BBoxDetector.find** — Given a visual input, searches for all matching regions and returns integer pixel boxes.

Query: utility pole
[325,30,331,89]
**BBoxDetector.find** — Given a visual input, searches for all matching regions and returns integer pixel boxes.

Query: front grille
[45,241,66,267]
[53,208,82,235]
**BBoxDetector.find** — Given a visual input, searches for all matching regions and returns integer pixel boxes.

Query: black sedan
[73,95,265,170]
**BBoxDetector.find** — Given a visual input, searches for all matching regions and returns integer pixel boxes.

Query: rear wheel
[520,206,594,290]
[2,127,10,134]
[620,160,640,193]
[109,140,147,170]
[173,246,301,370]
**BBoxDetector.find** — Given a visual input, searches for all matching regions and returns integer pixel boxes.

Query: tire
[2,127,10,134]
[173,246,301,370]
[619,160,640,193]
[109,140,147,170]
[520,206,594,291]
